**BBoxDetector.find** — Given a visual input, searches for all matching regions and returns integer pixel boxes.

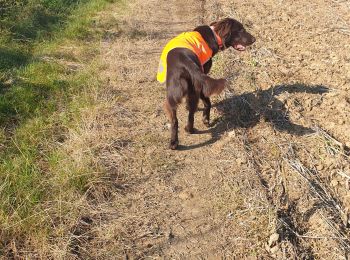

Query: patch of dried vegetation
[16,0,348,258]
[205,0,350,257]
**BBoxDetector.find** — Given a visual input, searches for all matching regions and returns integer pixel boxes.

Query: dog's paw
[184,126,196,134]
[169,140,179,150]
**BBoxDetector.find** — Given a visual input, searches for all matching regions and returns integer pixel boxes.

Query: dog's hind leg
[164,98,179,150]
[200,91,211,127]
[185,91,199,134]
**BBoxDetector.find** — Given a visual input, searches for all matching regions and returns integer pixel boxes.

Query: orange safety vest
[157,31,213,84]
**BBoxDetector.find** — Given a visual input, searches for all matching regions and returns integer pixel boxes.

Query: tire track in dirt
[221,88,350,257]
[243,119,350,258]
[243,127,316,258]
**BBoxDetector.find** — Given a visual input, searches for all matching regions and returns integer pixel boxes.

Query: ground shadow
[178,83,329,150]
[0,47,32,91]
[0,1,83,88]
[2,1,82,41]
[0,47,31,73]
[0,78,70,127]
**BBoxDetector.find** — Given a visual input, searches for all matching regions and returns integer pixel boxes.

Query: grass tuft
[0,0,119,256]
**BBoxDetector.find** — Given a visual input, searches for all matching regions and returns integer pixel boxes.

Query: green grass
[0,0,119,255]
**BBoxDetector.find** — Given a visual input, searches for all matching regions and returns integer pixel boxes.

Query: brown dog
[157,18,255,149]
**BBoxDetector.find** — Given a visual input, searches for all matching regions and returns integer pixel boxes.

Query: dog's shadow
[178,83,330,150]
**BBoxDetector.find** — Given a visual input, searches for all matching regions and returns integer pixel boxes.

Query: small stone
[236,157,247,165]
[330,179,339,187]
[268,233,279,247]
[316,164,324,171]
[228,130,236,138]
[179,192,192,200]
[339,101,347,108]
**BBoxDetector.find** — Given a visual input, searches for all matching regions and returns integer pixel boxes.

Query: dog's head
[211,18,255,51]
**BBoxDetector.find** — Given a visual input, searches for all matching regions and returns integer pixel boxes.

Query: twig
[337,170,350,180]
[287,158,343,214]
[314,126,344,148]
[319,211,350,250]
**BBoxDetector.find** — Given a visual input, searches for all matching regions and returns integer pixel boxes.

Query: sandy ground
[70,0,350,258]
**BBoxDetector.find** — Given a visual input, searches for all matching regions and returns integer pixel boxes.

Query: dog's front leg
[164,99,179,149]
[170,114,179,149]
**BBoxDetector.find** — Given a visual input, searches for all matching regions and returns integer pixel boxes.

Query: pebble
[316,164,324,171]
[178,192,193,200]
[330,179,339,187]
[236,157,247,165]
[268,233,279,247]
[228,130,236,138]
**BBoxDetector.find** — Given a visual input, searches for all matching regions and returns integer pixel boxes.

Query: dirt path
[73,0,350,258]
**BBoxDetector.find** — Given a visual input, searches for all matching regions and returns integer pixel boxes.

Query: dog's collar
[210,26,224,50]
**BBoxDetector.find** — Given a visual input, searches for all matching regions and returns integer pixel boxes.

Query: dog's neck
[210,26,223,50]
[193,25,221,56]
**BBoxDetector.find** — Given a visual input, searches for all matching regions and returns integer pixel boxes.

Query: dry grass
[79,0,349,258]
[2,0,349,258]
[0,0,127,258]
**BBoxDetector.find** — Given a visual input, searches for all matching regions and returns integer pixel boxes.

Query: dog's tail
[182,60,227,97]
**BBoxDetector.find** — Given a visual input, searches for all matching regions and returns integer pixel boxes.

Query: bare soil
[73,0,350,258]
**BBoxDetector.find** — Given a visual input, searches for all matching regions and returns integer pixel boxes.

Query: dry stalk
[319,211,350,251]
[313,126,348,157]
[278,218,344,240]
[337,170,350,180]
[283,145,350,251]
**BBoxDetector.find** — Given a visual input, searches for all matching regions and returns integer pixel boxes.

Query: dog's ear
[211,18,235,48]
